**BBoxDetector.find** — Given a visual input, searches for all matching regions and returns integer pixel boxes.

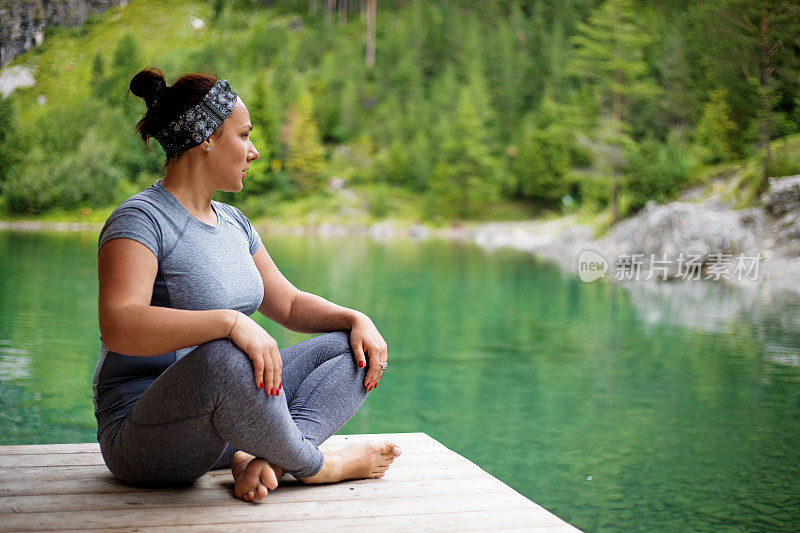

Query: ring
[378,362,388,370]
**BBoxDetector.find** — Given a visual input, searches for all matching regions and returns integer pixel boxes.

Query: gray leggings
[98,331,368,486]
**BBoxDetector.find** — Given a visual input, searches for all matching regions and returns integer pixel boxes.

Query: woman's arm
[100,237,283,393]
[252,244,361,334]
[252,243,388,390]
[98,238,235,355]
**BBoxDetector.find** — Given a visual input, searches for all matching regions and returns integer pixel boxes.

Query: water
[1,229,798,531]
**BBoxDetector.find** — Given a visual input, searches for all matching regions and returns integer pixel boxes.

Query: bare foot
[231,451,284,502]
[297,441,402,484]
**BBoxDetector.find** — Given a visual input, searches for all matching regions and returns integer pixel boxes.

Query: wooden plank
[0,476,512,513]
[0,491,561,531]
[0,458,477,484]
[0,443,100,455]
[0,433,581,532]
[0,436,449,468]
[0,453,106,468]
[0,433,438,456]
[56,509,580,532]
[2,463,496,497]
[0,450,474,482]
[0,444,446,468]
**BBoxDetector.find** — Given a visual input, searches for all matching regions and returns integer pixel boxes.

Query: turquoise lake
[1,229,799,531]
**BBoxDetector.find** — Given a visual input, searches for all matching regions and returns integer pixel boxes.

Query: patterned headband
[153,79,238,158]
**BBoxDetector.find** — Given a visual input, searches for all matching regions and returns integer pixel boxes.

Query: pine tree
[250,74,281,164]
[91,51,105,97]
[693,88,738,164]
[0,94,18,189]
[281,87,325,193]
[430,85,500,218]
[337,77,361,141]
[717,0,800,192]
[566,0,661,222]
[104,33,143,118]
[512,96,573,206]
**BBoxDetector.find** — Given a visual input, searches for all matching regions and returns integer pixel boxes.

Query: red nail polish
[279,383,282,390]
[359,361,365,368]
[258,383,263,389]
[270,388,275,395]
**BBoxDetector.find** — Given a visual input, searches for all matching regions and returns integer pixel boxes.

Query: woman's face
[207,96,259,192]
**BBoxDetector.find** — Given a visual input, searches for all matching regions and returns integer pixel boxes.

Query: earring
[204,146,211,152]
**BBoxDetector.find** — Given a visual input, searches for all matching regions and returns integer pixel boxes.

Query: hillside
[0,0,798,228]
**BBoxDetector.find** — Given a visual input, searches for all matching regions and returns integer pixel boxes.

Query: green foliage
[4,128,127,213]
[566,0,662,219]
[734,140,800,209]
[247,74,281,166]
[767,144,800,178]
[94,33,143,114]
[282,87,325,193]
[510,97,575,206]
[429,85,501,218]
[625,131,689,214]
[693,88,739,165]
[0,94,18,188]
[567,0,661,115]
[3,0,800,222]
[91,51,105,91]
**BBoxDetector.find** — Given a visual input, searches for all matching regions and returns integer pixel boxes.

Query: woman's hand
[228,311,282,396]
[350,313,388,391]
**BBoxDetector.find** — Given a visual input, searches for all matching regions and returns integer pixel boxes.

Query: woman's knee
[183,338,253,383]
[317,330,353,358]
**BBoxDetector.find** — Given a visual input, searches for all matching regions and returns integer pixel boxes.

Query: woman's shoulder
[99,183,177,250]
[213,201,261,253]
[110,183,163,215]
[99,186,166,258]
[213,201,251,225]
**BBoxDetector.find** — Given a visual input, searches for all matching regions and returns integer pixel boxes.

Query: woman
[94,67,401,503]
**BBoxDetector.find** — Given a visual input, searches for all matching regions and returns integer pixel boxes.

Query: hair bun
[130,67,167,108]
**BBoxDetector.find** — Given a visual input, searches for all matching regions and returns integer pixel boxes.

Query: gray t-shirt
[92,179,265,438]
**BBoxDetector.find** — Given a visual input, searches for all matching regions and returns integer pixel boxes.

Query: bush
[3,128,127,214]
[692,88,739,164]
[624,132,689,214]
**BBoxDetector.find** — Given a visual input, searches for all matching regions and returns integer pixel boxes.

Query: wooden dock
[0,432,580,531]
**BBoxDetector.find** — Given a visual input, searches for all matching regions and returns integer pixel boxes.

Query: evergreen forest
[1,0,799,225]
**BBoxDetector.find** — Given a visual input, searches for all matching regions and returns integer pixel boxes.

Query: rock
[738,208,764,232]
[0,64,35,97]
[597,201,760,278]
[763,174,800,215]
[408,224,429,240]
[369,221,396,240]
[761,175,800,252]
[778,218,800,241]
[0,0,128,68]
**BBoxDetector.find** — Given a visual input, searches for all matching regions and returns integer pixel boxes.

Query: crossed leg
[98,331,401,501]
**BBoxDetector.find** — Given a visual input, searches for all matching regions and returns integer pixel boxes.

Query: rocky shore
[2,175,798,296]
[472,174,800,297]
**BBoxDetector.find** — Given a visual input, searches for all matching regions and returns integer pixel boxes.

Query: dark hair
[129,67,225,163]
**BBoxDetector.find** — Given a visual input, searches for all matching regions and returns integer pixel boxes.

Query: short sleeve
[245,216,263,255]
[226,205,262,255]
[98,205,162,260]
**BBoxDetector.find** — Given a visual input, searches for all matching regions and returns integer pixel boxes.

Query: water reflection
[0,230,798,531]
[621,278,800,375]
